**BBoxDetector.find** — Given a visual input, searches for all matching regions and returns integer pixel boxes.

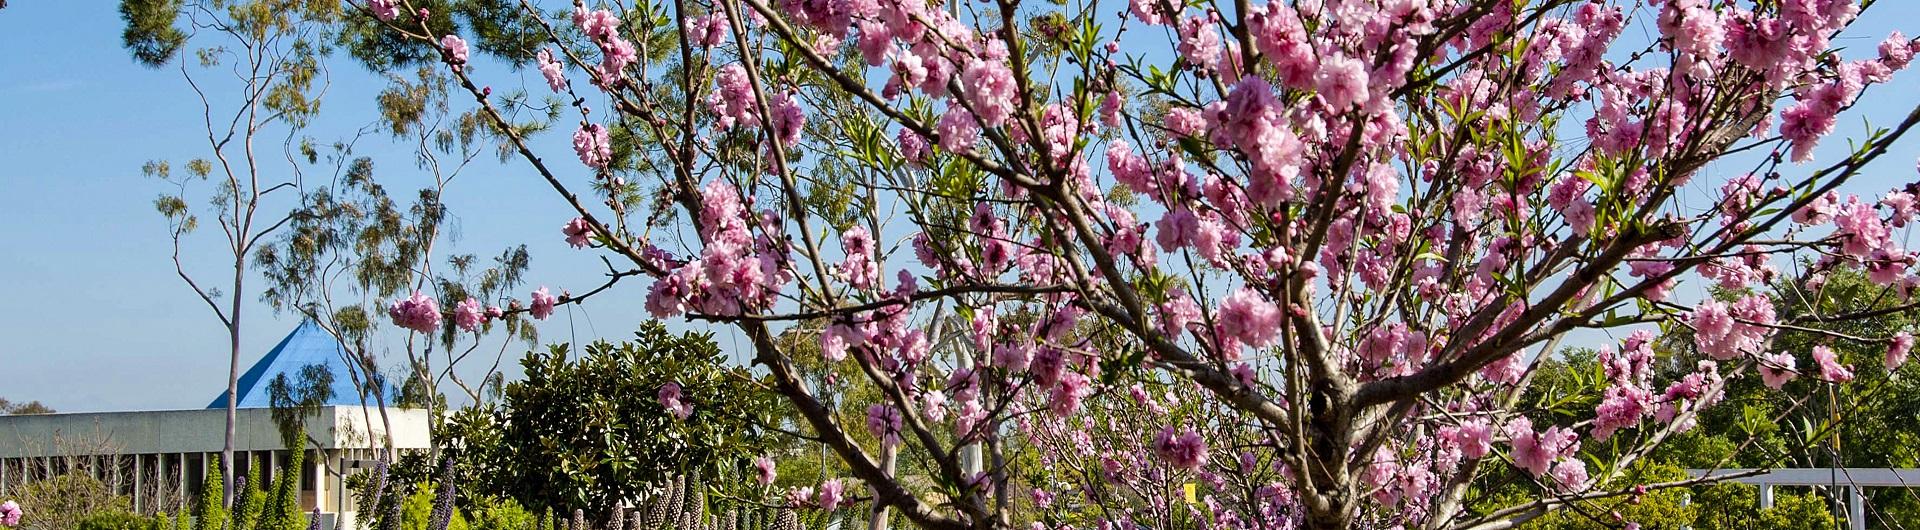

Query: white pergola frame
[1689,468,1920,530]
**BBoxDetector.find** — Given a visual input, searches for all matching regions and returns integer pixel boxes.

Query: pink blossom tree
[350,0,1920,528]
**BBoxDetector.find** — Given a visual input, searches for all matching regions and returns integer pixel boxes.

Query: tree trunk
[868,446,896,530]
[223,258,243,507]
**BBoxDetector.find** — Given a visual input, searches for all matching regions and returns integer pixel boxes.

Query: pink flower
[573,8,622,40]
[441,35,469,66]
[1506,417,1579,477]
[367,0,400,21]
[597,36,637,81]
[0,500,18,527]
[1163,107,1205,138]
[1548,459,1591,492]
[1442,419,1494,459]
[960,54,1017,127]
[1154,426,1208,471]
[1216,288,1282,351]
[536,49,567,92]
[1099,90,1124,128]
[1813,345,1854,383]
[1835,195,1893,259]
[573,123,613,169]
[821,322,861,362]
[1889,332,1914,370]
[1690,297,1776,360]
[709,64,758,130]
[897,129,930,166]
[658,382,692,419]
[935,106,980,153]
[1882,31,1914,70]
[1563,198,1596,236]
[1177,15,1223,71]
[1591,384,1651,440]
[530,287,558,320]
[921,390,949,421]
[563,217,594,248]
[1314,54,1370,110]
[866,404,903,447]
[1129,0,1177,26]
[453,297,484,332]
[817,479,846,511]
[1760,352,1798,389]
[770,91,807,147]
[387,291,441,333]
[754,456,778,486]
[835,226,880,290]
[1050,371,1092,416]
[685,13,729,48]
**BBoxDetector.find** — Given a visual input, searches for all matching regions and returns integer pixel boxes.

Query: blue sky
[0,1,691,412]
[4,1,1920,412]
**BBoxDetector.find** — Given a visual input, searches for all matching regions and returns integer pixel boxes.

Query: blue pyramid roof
[208,320,380,409]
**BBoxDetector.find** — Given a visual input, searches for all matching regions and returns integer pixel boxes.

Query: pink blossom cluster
[563,217,594,248]
[816,479,845,511]
[529,287,557,320]
[573,123,612,170]
[683,12,729,48]
[387,291,441,333]
[657,382,692,419]
[753,456,778,486]
[0,501,18,528]
[453,297,484,332]
[366,0,399,21]
[572,8,638,83]
[1153,425,1208,471]
[645,181,792,317]
[440,35,469,68]
[1505,417,1586,491]
[536,49,567,93]
[1591,331,1658,440]
[1688,295,1777,360]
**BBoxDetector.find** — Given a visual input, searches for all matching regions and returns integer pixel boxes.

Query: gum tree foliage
[123,2,551,516]
[344,0,1920,529]
[119,0,344,506]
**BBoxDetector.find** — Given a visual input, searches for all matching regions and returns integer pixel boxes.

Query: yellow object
[1184,482,1197,504]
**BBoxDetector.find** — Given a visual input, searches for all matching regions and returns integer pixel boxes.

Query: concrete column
[1849,486,1866,530]
[177,452,187,512]
[1759,484,1774,509]
[1,457,9,496]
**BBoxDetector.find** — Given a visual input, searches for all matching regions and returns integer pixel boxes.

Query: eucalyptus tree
[121,0,344,505]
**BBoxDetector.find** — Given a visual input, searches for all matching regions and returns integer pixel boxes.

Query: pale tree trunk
[224,254,243,507]
[868,446,896,530]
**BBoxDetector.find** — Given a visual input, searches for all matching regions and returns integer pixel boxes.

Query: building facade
[0,321,430,530]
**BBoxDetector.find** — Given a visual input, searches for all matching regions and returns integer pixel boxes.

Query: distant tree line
[0,398,53,415]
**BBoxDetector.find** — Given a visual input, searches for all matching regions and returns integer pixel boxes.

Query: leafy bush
[467,322,780,514]
[257,430,307,530]
[77,511,167,530]
[192,456,226,530]
[466,498,534,530]
[14,473,128,530]
[400,482,467,530]
[232,466,266,530]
